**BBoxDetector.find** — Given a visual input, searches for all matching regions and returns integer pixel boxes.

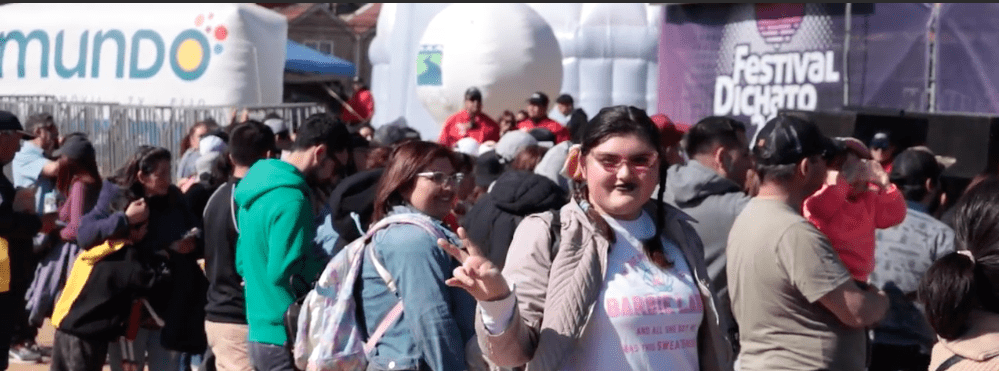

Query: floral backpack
[293,213,449,371]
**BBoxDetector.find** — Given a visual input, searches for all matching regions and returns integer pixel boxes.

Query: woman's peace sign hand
[438,227,512,302]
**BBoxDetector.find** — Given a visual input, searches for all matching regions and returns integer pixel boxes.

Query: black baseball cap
[555,94,574,106]
[475,150,504,188]
[465,87,482,102]
[53,135,95,160]
[528,92,549,107]
[753,115,836,166]
[0,110,36,139]
[528,127,556,143]
[870,132,892,150]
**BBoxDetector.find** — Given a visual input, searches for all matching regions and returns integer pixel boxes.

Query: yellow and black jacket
[52,240,168,341]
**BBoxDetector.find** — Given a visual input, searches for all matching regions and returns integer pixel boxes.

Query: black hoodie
[203,179,244,324]
[462,170,567,269]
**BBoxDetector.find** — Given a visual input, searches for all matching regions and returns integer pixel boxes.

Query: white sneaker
[8,345,42,363]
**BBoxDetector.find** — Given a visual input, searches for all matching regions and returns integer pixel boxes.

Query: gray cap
[495,130,538,163]
[195,151,220,177]
[372,121,421,146]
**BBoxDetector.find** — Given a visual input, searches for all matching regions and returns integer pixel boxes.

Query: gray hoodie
[662,159,750,351]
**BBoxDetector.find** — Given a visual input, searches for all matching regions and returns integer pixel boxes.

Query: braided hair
[572,105,671,268]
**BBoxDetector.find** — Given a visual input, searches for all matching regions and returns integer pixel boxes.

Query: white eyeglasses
[417,171,465,185]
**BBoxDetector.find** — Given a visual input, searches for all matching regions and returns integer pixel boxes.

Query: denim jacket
[360,205,476,371]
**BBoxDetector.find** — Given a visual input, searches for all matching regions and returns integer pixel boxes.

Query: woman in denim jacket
[359,141,476,371]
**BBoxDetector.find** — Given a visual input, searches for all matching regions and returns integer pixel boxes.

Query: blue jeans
[247,342,295,371]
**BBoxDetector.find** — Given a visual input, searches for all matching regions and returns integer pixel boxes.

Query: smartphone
[183,227,202,240]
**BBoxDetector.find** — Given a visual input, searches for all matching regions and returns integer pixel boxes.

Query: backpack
[292,213,450,371]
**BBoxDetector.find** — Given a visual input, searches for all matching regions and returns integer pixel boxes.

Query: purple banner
[659,4,847,137]
[935,3,999,114]
[846,4,932,111]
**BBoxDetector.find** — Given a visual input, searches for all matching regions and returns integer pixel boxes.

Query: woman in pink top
[25,135,102,327]
[54,135,102,244]
[804,137,906,283]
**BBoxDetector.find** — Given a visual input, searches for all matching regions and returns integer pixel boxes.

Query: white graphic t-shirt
[563,211,703,371]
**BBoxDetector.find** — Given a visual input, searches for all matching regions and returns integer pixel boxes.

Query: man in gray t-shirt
[727,115,888,370]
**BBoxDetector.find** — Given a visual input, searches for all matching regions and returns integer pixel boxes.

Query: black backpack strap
[548,209,561,258]
[935,354,967,371]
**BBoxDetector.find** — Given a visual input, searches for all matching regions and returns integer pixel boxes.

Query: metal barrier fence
[0,96,326,175]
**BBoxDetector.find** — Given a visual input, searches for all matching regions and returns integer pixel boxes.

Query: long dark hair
[109,146,172,198]
[371,141,458,222]
[918,177,999,340]
[55,152,101,196]
[574,105,670,268]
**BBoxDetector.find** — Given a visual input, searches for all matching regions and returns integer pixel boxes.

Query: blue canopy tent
[285,40,356,77]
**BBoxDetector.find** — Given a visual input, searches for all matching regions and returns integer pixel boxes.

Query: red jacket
[803,179,907,282]
[341,89,374,124]
[437,110,500,147]
[516,117,570,144]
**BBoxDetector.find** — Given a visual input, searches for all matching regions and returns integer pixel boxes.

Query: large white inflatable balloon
[416,3,563,126]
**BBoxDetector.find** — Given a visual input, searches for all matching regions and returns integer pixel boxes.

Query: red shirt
[516,117,570,143]
[341,89,374,124]
[437,110,500,147]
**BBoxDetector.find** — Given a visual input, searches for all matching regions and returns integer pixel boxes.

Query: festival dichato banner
[659,3,846,138]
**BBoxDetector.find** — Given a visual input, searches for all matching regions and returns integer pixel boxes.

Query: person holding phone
[77,146,205,371]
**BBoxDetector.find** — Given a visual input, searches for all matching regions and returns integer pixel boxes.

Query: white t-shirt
[562,211,703,371]
[480,211,704,370]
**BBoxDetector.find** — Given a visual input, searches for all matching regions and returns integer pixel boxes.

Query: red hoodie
[803,177,907,282]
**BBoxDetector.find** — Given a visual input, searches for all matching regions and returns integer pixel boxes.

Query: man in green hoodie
[234,114,350,371]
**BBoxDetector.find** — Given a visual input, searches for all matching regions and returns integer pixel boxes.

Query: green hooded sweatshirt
[234,159,324,346]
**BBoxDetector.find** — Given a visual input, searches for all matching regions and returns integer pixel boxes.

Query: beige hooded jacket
[473,199,734,371]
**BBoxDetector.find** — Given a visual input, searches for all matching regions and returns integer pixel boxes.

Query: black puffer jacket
[462,170,567,270]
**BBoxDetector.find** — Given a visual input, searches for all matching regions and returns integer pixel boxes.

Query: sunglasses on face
[591,151,659,174]
[416,171,465,185]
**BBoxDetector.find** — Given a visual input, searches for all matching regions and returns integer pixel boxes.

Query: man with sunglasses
[9,113,61,363]
[869,132,897,174]
[234,114,351,371]
[0,111,45,370]
[661,116,753,355]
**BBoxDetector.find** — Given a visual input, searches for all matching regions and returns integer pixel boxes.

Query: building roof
[276,3,317,22]
[342,3,381,35]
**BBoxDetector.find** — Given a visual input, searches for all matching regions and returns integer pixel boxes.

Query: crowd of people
[0,81,997,371]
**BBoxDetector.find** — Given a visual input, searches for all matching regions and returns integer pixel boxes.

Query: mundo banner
[0,3,287,106]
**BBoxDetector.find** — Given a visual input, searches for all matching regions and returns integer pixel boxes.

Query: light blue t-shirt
[12,141,55,213]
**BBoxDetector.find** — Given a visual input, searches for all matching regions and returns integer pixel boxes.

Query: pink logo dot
[214,25,228,41]
[195,14,204,27]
